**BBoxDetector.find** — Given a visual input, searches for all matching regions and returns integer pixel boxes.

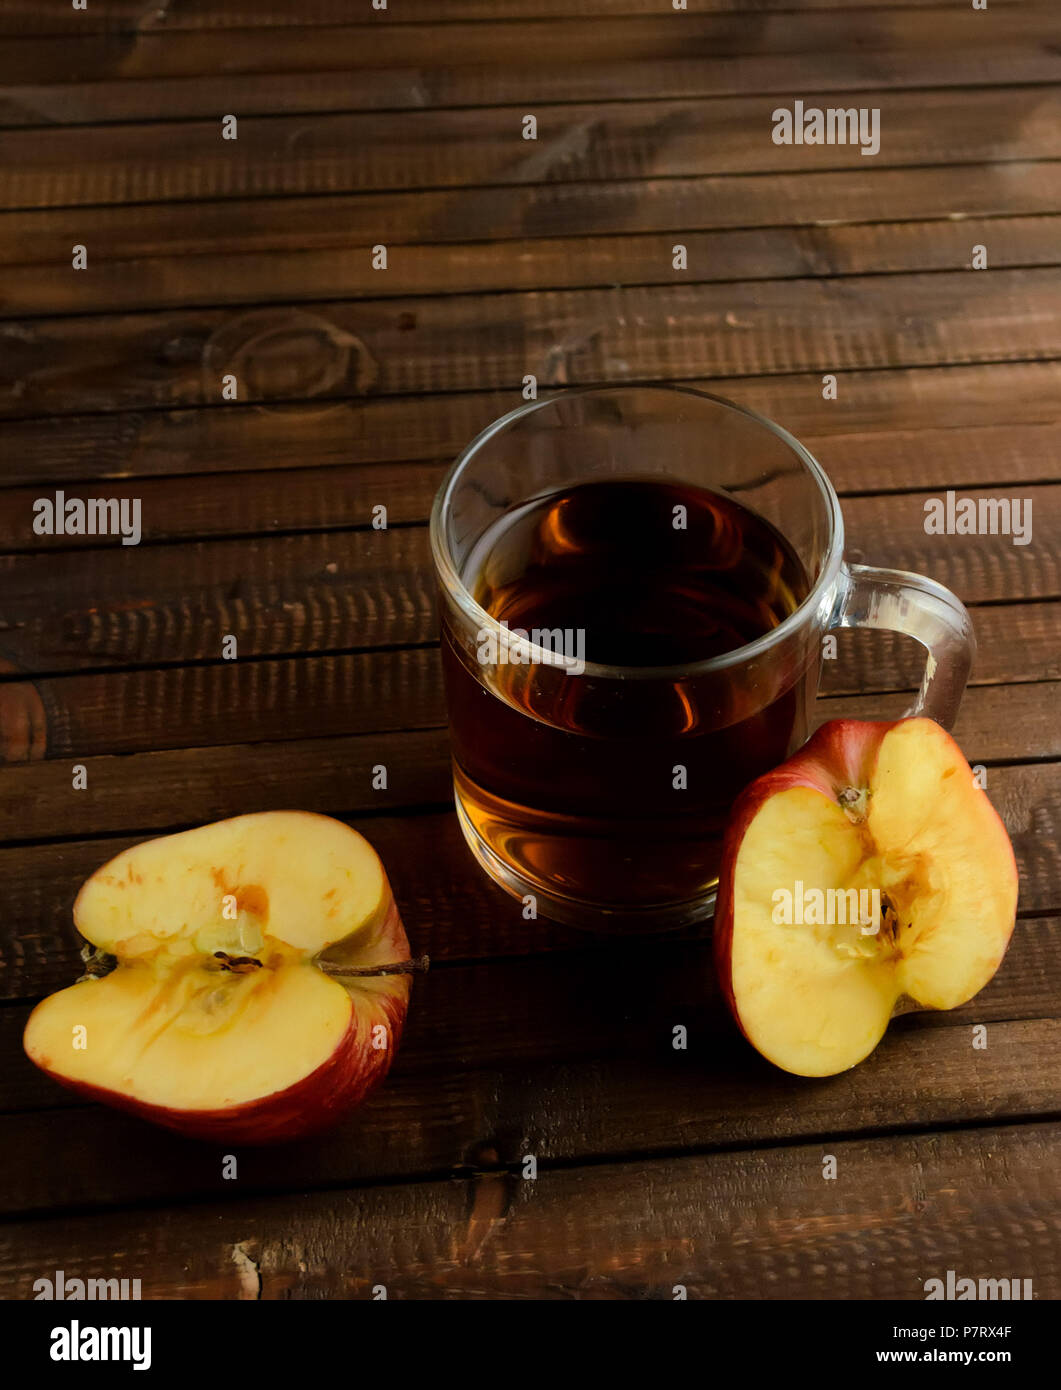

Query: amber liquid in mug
[440,479,813,920]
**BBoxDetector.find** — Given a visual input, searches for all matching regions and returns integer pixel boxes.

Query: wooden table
[1,0,1059,1301]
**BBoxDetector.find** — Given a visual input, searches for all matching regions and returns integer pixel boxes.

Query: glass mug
[429,385,973,931]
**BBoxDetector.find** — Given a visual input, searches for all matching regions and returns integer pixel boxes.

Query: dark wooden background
[0,0,1059,1299]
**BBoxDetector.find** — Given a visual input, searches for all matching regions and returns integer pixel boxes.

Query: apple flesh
[714,718,1018,1077]
[23,812,413,1143]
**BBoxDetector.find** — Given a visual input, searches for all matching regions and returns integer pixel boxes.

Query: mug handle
[830,563,975,730]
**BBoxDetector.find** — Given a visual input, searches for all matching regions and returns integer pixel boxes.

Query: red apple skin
[713,719,899,1040]
[26,880,412,1145]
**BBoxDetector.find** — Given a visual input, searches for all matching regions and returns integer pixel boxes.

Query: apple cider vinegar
[440,478,815,926]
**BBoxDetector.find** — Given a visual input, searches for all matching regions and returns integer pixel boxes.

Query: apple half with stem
[24,812,423,1143]
[714,718,1018,1077]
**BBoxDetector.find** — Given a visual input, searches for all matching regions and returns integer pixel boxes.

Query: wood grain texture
[0,617,1054,845]
[0,487,1055,689]
[0,0,1033,36]
[1,1120,1058,1299]
[2,1005,1060,1217]
[5,216,1061,318]
[4,270,1061,420]
[2,422,1059,546]
[3,86,1059,210]
[2,10,1058,124]
[6,10,1055,83]
[0,674,1055,845]
[4,163,1059,267]
[0,602,1057,765]
[2,360,1059,487]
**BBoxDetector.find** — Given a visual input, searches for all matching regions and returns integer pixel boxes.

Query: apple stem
[318,954,431,978]
[77,945,117,980]
[838,785,869,824]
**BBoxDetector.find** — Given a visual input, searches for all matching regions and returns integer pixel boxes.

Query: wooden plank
[2,360,1059,488]
[4,270,1061,421]
[821,602,1061,695]
[0,647,449,759]
[0,0,1032,37]
[0,726,451,846]
[2,423,1059,547]
[0,488,1055,681]
[6,51,1058,131]
[6,11,1055,84]
[841,484,1057,604]
[0,1120,1057,1298]
[5,216,1061,319]
[0,678,1052,848]
[2,1003,1060,1217]
[4,164,1058,266]
[3,86,1059,210]
[0,759,1056,999]
[820,681,1061,757]
[2,11,1058,124]
[0,528,437,667]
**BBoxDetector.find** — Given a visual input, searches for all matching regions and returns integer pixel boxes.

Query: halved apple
[24,812,415,1143]
[714,718,1018,1077]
